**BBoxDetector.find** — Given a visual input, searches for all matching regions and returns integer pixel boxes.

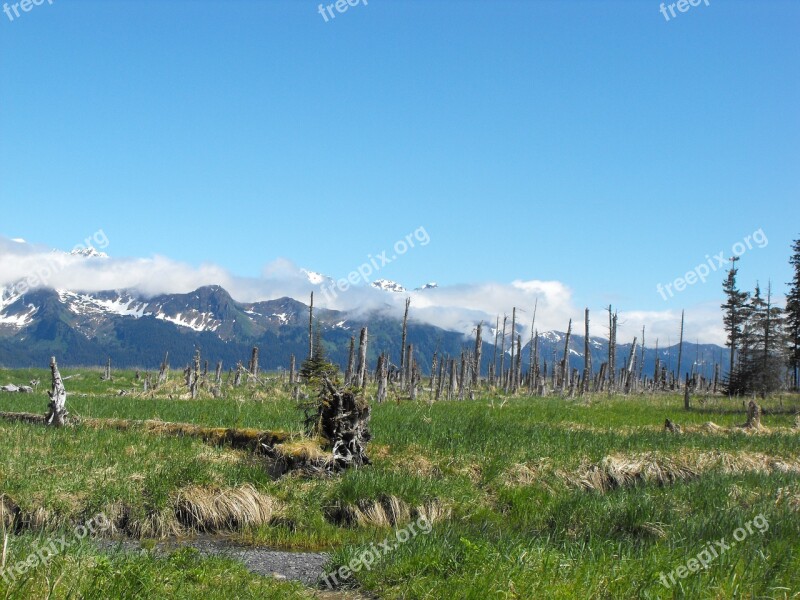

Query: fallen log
[0,411,290,452]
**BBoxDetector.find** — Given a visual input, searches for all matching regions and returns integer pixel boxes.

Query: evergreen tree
[721,256,750,379]
[786,237,800,390]
[300,324,338,385]
[726,281,787,395]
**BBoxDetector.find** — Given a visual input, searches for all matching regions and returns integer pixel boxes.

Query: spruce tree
[786,238,800,390]
[721,256,750,379]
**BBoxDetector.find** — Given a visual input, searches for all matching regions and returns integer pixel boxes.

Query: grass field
[1,367,799,599]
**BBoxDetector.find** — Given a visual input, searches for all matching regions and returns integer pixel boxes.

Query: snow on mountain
[0,286,36,329]
[371,279,406,293]
[57,290,146,318]
[415,282,438,290]
[69,247,109,259]
[154,311,221,332]
[301,269,333,286]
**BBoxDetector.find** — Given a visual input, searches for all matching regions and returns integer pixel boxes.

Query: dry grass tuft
[572,454,698,493]
[174,484,279,533]
[570,451,800,493]
[329,495,450,528]
[775,484,800,512]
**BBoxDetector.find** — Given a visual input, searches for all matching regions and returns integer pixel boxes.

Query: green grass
[1,367,799,598]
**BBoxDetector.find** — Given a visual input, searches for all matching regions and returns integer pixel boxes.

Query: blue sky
[1,0,798,323]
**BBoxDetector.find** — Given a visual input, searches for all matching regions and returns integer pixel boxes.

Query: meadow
[1,367,799,599]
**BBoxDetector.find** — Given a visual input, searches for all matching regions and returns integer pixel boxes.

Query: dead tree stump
[304,377,371,471]
[45,357,68,426]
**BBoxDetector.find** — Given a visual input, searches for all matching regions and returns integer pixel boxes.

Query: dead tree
[215,361,223,385]
[356,327,368,389]
[429,351,438,402]
[499,315,507,391]
[308,291,314,360]
[608,306,617,393]
[249,347,260,379]
[101,357,112,381]
[345,336,355,386]
[234,361,243,387]
[303,377,371,470]
[560,319,572,394]
[400,297,410,389]
[45,356,68,426]
[508,308,516,393]
[376,353,388,403]
[683,373,691,410]
[405,344,413,393]
[289,354,296,385]
[515,335,522,392]
[491,316,500,386]
[157,352,169,387]
[436,357,446,401]
[473,322,483,387]
[676,309,685,385]
[448,358,457,400]
[583,308,591,393]
[191,349,201,399]
[624,337,638,393]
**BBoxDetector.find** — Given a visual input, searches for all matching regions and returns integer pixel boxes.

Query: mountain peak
[371,279,406,293]
[69,247,108,259]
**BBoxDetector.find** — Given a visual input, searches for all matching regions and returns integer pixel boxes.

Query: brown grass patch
[569,451,800,493]
[174,484,279,533]
[327,495,450,528]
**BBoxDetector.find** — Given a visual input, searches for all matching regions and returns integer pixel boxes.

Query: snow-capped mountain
[69,247,109,259]
[371,279,407,293]
[415,282,438,291]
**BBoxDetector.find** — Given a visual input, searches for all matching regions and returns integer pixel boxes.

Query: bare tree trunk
[400,297,410,389]
[308,291,314,360]
[560,319,572,394]
[234,361,243,387]
[624,337,638,393]
[676,309,685,385]
[191,349,200,399]
[448,358,457,400]
[436,357,446,401]
[157,352,169,387]
[356,327,368,389]
[429,351,438,402]
[102,357,112,381]
[345,336,355,386]
[289,354,296,385]
[491,316,500,386]
[45,356,68,426]
[473,322,482,387]
[508,308,516,393]
[215,361,223,384]
[683,373,691,410]
[515,335,522,392]
[583,308,591,393]
[376,353,388,403]
[608,307,617,393]
[528,300,538,393]
[499,315,507,392]
[249,346,259,379]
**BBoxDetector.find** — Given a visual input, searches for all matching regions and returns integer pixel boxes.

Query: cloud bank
[0,236,727,345]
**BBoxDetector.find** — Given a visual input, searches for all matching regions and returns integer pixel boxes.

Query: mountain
[0,283,727,381]
[371,279,406,293]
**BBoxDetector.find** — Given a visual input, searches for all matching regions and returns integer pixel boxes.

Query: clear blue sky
[1,0,798,312]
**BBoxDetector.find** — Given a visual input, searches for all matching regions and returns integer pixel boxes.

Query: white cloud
[0,236,727,344]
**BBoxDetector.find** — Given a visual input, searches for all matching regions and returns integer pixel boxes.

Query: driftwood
[45,357,68,426]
